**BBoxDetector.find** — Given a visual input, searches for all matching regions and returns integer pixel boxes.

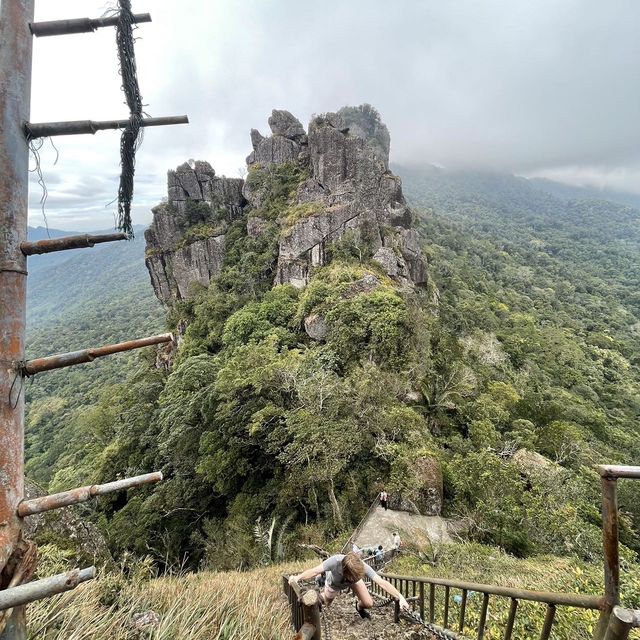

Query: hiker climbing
[392,531,401,551]
[379,488,389,511]
[289,551,409,619]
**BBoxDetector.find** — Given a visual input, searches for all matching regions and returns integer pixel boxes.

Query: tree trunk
[328,478,343,528]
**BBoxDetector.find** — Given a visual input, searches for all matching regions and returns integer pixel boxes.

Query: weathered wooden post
[595,468,622,640]
[594,465,640,640]
[602,606,636,640]
[283,578,321,640]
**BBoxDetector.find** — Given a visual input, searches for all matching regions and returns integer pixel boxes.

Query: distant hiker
[289,552,409,619]
[379,489,389,510]
[352,543,363,557]
[375,545,384,567]
[392,532,401,550]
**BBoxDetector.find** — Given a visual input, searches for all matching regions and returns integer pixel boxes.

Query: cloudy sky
[28,0,640,231]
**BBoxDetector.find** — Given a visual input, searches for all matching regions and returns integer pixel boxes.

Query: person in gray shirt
[289,552,409,619]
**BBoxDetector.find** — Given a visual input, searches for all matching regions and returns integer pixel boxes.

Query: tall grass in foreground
[27,561,308,640]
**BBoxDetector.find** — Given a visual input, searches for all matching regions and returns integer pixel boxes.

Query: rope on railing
[340,495,380,554]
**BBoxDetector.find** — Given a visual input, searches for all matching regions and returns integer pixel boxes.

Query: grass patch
[176,223,226,249]
[28,561,309,639]
[280,202,325,235]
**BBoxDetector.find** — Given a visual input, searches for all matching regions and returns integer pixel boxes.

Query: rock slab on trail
[354,507,452,551]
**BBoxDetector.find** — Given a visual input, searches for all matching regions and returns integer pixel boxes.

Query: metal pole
[598,466,640,480]
[595,476,620,639]
[0,567,95,611]
[0,0,34,637]
[24,333,173,375]
[30,13,151,37]
[503,598,518,640]
[539,604,556,640]
[25,115,189,138]
[602,477,620,606]
[602,606,634,640]
[21,232,127,255]
[17,472,162,516]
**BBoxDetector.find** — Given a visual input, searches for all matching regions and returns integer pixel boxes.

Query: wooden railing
[282,576,321,640]
[374,573,639,639]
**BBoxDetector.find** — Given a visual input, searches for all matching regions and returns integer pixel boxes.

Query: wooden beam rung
[25,115,189,139]
[0,567,95,611]
[30,13,152,37]
[21,232,127,255]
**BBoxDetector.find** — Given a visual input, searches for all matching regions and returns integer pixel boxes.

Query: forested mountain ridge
[400,165,640,464]
[23,110,640,576]
[398,164,640,322]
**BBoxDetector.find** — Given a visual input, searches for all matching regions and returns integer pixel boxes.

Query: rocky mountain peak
[145,105,427,305]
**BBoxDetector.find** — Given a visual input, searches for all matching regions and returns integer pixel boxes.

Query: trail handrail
[381,573,604,609]
[374,572,604,640]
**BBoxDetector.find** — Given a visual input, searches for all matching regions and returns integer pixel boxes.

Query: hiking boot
[355,603,371,620]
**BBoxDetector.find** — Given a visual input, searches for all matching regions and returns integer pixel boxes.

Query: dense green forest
[25,229,163,489]
[24,169,640,573]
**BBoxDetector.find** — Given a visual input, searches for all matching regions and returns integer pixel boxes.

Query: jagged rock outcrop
[145,106,427,304]
[145,161,245,305]
[248,107,427,288]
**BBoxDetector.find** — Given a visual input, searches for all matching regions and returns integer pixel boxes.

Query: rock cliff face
[145,161,245,304]
[145,106,427,304]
